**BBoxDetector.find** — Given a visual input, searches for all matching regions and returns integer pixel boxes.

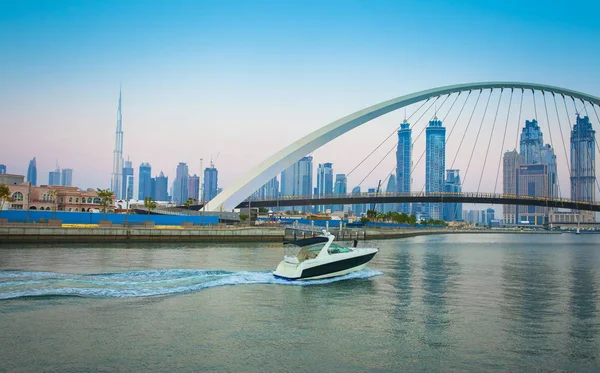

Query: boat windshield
[297,244,326,260]
[327,243,353,254]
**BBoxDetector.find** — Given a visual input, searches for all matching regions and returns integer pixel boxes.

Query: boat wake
[0,268,382,300]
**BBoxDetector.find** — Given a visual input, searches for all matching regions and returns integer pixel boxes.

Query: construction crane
[370,179,382,212]
[210,152,220,168]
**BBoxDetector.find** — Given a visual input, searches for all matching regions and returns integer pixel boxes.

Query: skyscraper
[443,169,462,221]
[173,163,189,204]
[280,156,313,212]
[396,120,412,214]
[27,157,37,186]
[520,119,544,164]
[253,177,279,200]
[316,162,333,212]
[332,174,347,212]
[351,186,364,217]
[0,164,6,174]
[154,172,169,201]
[122,160,133,199]
[570,115,596,203]
[203,166,218,202]
[48,167,61,186]
[425,117,445,220]
[188,174,200,201]
[503,150,522,224]
[517,164,549,225]
[111,88,124,199]
[138,162,152,200]
[383,174,396,213]
[61,168,73,187]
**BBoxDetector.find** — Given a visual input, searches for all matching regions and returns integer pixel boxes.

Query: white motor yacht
[273,231,378,280]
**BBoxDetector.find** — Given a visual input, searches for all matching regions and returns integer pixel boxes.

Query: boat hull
[273,250,377,281]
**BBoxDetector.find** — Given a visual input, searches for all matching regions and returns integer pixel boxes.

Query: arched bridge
[237,193,600,212]
[205,81,600,212]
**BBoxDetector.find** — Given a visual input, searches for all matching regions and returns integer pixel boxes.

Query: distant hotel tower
[27,157,37,186]
[425,117,445,220]
[138,162,152,200]
[111,88,124,199]
[570,115,596,203]
[396,120,412,214]
[316,162,333,212]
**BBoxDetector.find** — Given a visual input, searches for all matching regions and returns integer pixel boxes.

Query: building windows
[12,192,23,201]
[93,197,100,204]
[75,198,79,203]
[11,204,23,210]
[69,197,73,202]
[87,197,92,203]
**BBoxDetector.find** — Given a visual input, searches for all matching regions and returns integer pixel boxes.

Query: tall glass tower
[203,166,219,202]
[396,120,412,214]
[425,117,445,220]
[138,162,152,200]
[61,168,73,187]
[443,169,462,221]
[316,162,333,212]
[173,162,189,204]
[111,88,124,199]
[122,160,133,199]
[570,115,596,203]
[27,157,37,186]
[332,174,347,212]
[383,174,396,213]
[520,119,544,164]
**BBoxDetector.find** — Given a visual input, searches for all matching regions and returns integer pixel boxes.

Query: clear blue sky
[1,0,599,195]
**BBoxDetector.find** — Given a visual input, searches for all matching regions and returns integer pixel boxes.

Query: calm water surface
[1,233,599,372]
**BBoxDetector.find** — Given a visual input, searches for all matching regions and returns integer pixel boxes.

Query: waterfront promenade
[0,222,561,244]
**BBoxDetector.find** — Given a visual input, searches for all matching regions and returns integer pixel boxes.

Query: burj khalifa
[111,88,124,199]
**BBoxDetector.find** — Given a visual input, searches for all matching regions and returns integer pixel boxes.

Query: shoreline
[0,225,566,244]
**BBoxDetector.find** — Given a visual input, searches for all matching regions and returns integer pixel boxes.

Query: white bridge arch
[206,82,600,211]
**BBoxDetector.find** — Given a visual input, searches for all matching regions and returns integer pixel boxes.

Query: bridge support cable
[494,88,514,194]
[549,93,573,200]
[542,91,568,201]
[514,89,525,151]
[409,94,453,146]
[344,98,434,180]
[409,92,471,186]
[477,88,504,193]
[590,103,600,199]
[450,89,484,170]
[461,89,494,187]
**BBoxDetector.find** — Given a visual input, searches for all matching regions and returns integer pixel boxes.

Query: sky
[1,0,600,202]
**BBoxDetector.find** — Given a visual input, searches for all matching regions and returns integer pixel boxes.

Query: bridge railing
[244,191,597,206]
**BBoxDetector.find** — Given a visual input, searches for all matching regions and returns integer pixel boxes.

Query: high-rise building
[517,164,549,225]
[443,169,462,221]
[396,120,412,214]
[540,144,557,199]
[425,117,445,220]
[316,163,333,212]
[138,162,152,200]
[486,208,495,225]
[252,177,279,201]
[503,150,522,224]
[203,167,218,202]
[48,167,61,186]
[173,163,189,204]
[153,172,169,201]
[571,115,596,203]
[121,160,133,199]
[0,164,6,174]
[383,174,397,213]
[188,174,200,201]
[280,156,313,212]
[351,186,364,217]
[520,119,544,164]
[27,157,37,186]
[332,174,347,212]
[111,88,124,199]
[61,168,73,187]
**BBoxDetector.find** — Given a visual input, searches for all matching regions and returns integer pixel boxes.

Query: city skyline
[2,1,599,195]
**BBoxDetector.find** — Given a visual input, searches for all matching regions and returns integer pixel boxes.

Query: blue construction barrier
[0,210,219,225]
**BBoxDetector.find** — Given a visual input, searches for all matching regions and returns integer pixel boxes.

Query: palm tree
[144,197,157,221]
[183,197,196,222]
[0,185,12,217]
[96,188,114,221]
[48,189,58,219]
[366,209,376,222]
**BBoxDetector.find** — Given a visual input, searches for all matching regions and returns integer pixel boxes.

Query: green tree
[96,188,114,221]
[0,185,12,217]
[366,209,376,222]
[144,197,157,221]
[239,213,249,222]
[258,207,269,214]
[408,214,417,225]
[359,216,370,224]
[183,197,196,222]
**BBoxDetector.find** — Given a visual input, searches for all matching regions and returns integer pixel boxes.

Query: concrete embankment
[0,226,285,244]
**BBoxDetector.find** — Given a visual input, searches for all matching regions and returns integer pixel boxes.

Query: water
[0,233,599,372]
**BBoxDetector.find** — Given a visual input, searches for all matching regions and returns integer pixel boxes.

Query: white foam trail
[0,268,382,300]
